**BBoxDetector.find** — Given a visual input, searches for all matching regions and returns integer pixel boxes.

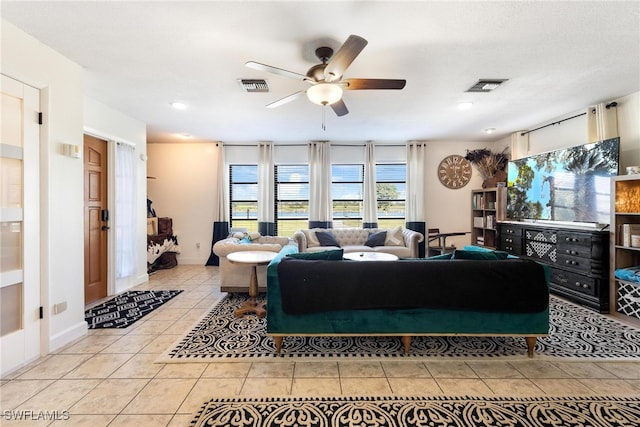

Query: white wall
[495,91,639,167]
[84,97,148,293]
[2,20,148,352]
[146,142,220,264]
[2,20,86,351]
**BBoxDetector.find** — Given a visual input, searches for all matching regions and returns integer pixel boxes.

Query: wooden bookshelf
[470,187,506,250]
[610,175,640,326]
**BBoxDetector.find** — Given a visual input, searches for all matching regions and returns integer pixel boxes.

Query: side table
[226,251,277,318]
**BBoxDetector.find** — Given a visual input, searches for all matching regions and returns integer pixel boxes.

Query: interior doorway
[83,134,109,305]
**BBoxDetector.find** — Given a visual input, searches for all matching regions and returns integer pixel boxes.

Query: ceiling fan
[246,35,406,122]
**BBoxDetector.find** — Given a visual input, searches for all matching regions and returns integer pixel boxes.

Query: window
[229,165,258,233]
[376,163,406,228]
[332,164,363,228]
[275,165,309,236]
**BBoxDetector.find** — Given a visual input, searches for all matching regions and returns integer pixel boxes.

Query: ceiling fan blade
[330,98,349,117]
[324,35,368,82]
[266,91,305,108]
[246,61,310,82]
[342,78,406,90]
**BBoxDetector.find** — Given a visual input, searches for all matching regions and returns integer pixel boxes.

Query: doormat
[85,290,182,329]
[191,395,640,427]
[159,294,640,361]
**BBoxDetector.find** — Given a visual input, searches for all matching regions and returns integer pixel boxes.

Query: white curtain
[308,141,332,222]
[510,131,530,160]
[258,142,274,223]
[115,142,137,279]
[214,143,228,221]
[363,142,377,226]
[588,102,618,142]
[406,141,427,222]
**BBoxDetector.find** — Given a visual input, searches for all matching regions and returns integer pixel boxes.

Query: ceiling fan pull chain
[321,105,326,131]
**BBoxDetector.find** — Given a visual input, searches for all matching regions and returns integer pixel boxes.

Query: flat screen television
[506,137,620,225]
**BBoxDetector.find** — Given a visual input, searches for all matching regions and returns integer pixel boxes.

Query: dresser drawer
[526,229,557,244]
[556,254,592,274]
[525,240,557,263]
[551,269,597,297]
[500,241,522,255]
[500,225,522,237]
[557,232,591,247]
[556,245,592,259]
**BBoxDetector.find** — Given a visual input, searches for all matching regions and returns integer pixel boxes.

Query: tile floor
[1,264,639,426]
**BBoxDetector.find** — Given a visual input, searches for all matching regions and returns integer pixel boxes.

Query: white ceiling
[2,1,639,144]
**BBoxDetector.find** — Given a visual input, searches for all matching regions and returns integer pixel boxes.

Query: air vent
[238,79,269,93]
[466,79,508,92]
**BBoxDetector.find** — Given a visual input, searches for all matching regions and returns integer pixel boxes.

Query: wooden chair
[427,228,456,256]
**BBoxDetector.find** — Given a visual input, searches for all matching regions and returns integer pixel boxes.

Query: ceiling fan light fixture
[306,83,343,106]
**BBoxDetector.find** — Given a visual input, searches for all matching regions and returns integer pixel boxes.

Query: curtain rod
[520,112,586,136]
[224,143,406,147]
[520,101,618,137]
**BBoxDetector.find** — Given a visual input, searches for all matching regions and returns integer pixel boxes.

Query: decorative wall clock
[438,155,472,189]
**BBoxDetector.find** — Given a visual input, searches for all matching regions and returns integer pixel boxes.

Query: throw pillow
[238,237,251,244]
[385,226,404,246]
[287,249,344,260]
[426,252,453,260]
[365,231,387,247]
[302,229,321,247]
[452,249,499,260]
[316,231,341,247]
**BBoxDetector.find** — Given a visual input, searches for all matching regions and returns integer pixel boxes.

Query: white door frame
[0,74,42,376]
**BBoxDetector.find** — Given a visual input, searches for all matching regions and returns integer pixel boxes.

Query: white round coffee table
[343,252,399,261]
[226,251,277,317]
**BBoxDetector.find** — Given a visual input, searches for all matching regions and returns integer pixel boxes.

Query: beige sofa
[212,236,293,293]
[293,226,424,258]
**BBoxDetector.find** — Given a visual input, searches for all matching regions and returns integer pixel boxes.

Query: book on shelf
[473,217,485,228]
[486,215,495,229]
[472,194,484,209]
[621,223,640,246]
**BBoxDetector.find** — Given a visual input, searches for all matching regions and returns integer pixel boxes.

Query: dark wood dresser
[497,221,609,313]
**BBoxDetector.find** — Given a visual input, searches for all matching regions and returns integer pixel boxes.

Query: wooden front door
[84,134,108,304]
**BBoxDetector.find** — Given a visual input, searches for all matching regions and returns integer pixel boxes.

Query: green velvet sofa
[266,246,550,357]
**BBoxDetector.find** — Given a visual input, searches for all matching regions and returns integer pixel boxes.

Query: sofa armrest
[213,238,282,257]
[402,228,425,258]
[292,230,307,252]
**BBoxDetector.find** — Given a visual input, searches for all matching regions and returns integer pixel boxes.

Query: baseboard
[49,321,88,353]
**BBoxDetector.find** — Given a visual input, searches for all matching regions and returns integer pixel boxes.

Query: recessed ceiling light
[176,133,192,139]
[170,101,188,110]
[458,102,473,110]
[484,128,496,134]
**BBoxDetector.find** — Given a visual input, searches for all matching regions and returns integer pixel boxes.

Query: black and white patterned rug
[191,395,640,427]
[159,294,640,361]
[85,290,182,329]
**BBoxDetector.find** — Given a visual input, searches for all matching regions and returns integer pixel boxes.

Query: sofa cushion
[316,231,341,247]
[365,231,387,247]
[427,252,454,260]
[452,249,509,260]
[385,226,404,246]
[302,229,321,247]
[277,258,549,315]
[288,249,344,260]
